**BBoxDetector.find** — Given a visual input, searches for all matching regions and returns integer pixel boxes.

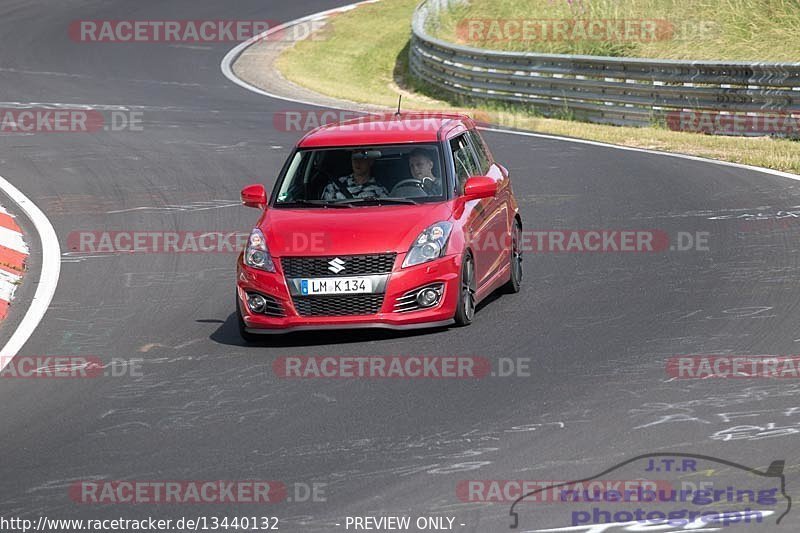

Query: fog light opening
[417,287,440,308]
[247,293,267,313]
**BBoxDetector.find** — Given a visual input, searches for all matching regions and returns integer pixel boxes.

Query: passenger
[322,151,388,200]
[409,148,441,195]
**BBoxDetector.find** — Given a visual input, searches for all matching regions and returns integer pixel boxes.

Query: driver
[321,150,388,200]
[409,148,441,195]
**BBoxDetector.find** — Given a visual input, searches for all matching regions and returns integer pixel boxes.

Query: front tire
[501,220,522,294]
[454,252,476,326]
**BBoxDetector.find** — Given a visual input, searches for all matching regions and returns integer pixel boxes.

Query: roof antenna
[395,95,402,117]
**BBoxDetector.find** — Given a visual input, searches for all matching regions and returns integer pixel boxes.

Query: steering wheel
[420,176,438,192]
[391,179,426,195]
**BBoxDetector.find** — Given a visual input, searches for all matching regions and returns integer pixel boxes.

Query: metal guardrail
[409,0,800,132]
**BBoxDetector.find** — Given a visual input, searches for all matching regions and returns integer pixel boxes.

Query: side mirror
[241,184,267,209]
[463,176,497,201]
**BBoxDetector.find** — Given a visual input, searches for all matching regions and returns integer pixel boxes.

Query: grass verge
[433,0,800,61]
[275,0,800,174]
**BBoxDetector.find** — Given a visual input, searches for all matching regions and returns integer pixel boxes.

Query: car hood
[259,202,454,256]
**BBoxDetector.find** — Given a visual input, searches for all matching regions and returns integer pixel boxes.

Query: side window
[467,130,491,174]
[449,134,479,194]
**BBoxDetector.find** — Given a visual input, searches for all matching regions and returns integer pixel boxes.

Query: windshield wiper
[277,199,353,208]
[335,197,419,206]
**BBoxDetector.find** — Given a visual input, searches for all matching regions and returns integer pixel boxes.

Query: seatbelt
[330,175,355,199]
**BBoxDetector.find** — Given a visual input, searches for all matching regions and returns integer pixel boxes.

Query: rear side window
[450,134,479,194]
[467,130,491,174]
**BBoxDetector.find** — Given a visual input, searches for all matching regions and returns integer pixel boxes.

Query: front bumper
[237,253,462,333]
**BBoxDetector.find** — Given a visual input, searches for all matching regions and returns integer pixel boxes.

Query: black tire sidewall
[454,252,475,326]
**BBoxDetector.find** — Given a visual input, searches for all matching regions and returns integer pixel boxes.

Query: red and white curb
[0,205,28,320]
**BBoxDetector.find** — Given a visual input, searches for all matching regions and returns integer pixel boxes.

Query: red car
[236,113,522,341]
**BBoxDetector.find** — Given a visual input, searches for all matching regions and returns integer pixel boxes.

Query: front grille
[281,254,396,278]
[293,294,385,317]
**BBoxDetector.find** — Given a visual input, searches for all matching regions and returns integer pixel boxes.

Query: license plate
[300,277,373,295]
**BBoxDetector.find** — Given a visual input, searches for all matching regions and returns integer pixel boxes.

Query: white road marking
[0,175,61,360]
[220,0,380,106]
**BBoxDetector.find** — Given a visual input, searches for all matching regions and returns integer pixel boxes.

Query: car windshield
[273,144,446,207]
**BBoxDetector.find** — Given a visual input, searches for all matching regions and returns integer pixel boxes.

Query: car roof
[297,112,473,148]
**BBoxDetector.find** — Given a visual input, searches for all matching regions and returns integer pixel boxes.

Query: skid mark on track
[162,139,255,152]
[138,338,204,352]
[313,392,337,403]
[629,384,800,442]
[106,199,239,214]
[241,420,579,486]
[88,357,287,435]
[41,192,236,215]
[123,269,228,288]
[61,252,118,263]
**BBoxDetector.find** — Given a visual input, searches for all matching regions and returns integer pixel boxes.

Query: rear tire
[454,252,476,327]
[501,220,522,294]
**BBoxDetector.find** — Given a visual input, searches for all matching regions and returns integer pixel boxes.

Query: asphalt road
[1,1,800,531]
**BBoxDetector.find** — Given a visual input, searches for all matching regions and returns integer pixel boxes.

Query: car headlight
[402,221,453,268]
[244,228,275,272]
